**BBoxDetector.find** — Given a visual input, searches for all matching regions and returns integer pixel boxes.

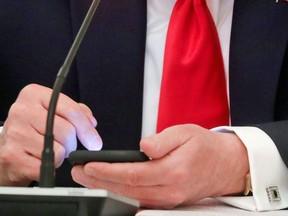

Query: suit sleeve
[257,121,288,169]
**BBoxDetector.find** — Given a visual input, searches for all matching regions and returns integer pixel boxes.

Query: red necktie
[157,0,229,132]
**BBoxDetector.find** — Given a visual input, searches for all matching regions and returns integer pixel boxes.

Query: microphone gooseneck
[39,0,101,188]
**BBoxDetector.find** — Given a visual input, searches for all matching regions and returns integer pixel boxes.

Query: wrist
[211,132,249,197]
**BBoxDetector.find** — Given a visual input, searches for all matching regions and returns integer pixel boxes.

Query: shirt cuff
[212,126,288,211]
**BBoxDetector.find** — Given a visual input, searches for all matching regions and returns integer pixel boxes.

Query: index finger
[81,160,168,186]
[58,100,102,150]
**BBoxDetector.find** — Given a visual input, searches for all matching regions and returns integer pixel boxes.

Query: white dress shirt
[142,0,288,211]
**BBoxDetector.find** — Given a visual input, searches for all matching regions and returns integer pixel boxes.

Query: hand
[0,84,102,186]
[71,124,249,209]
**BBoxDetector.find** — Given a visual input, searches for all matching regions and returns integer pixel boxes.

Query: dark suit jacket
[0,0,287,186]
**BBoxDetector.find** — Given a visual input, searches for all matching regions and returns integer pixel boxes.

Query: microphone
[39,0,100,188]
[0,0,139,215]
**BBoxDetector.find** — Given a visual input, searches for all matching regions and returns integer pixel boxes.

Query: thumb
[140,124,196,159]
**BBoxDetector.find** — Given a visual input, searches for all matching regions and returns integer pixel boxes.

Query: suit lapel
[229,0,288,125]
[69,0,147,149]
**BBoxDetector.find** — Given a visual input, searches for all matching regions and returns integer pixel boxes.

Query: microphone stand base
[0,187,139,216]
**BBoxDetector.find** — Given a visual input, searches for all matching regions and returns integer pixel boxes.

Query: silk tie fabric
[157,0,230,132]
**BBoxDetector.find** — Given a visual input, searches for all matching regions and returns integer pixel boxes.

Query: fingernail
[90,116,97,128]
[86,135,103,151]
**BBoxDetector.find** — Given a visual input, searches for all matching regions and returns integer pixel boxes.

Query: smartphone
[68,150,150,165]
